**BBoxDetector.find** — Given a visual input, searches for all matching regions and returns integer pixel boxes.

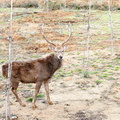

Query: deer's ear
[63,45,69,51]
[48,44,55,51]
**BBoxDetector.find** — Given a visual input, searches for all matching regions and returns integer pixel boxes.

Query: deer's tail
[1,64,11,90]
[2,64,8,78]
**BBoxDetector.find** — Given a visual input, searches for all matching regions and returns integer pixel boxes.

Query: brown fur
[0,84,6,89]
[2,53,62,108]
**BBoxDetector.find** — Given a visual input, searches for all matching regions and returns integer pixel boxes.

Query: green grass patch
[37,94,44,98]
[92,64,98,67]
[71,64,79,67]
[102,69,108,72]
[67,70,73,74]
[53,74,59,78]
[27,94,44,102]
[106,65,113,67]
[91,84,95,87]
[27,97,33,102]
[27,85,32,87]
[74,68,82,72]
[82,88,87,90]
[83,71,90,78]
[98,73,109,78]
[58,69,62,72]
[0,43,3,46]
[96,80,103,85]
[108,77,115,80]
[90,71,99,75]
[0,60,5,63]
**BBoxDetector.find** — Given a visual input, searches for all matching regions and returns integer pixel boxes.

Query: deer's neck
[47,54,62,75]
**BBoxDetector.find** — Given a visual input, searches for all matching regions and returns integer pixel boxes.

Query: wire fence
[0,0,120,119]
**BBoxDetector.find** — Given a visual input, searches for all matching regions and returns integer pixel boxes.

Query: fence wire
[0,0,120,119]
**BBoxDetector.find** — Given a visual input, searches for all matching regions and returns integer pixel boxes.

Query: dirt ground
[0,8,120,120]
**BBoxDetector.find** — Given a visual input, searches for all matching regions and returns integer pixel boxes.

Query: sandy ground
[0,8,120,120]
[0,50,120,120]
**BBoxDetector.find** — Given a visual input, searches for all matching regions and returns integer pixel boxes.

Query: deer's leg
[32,81,42,109]
[11,82,26,107]
[44,81,53,105]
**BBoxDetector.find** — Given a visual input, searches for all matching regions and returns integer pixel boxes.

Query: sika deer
[2,24,72,109]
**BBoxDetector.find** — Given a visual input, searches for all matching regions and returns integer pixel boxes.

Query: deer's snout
[59,56,63,59]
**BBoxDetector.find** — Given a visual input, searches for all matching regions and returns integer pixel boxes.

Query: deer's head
[42,24,72,59]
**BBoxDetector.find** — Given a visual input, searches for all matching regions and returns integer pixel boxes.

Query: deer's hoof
[22,104,26,107]
[48,101,53,105]
[21,103,26,107]
[32,104,37,109]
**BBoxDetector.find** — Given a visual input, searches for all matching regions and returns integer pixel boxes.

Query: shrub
[14,0,39,8]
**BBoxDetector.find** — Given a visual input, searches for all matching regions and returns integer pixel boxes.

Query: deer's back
[2,60,41,83]
[2,54,62,83]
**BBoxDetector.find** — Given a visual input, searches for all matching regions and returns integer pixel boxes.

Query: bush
[0,0,39,8]
[14,0,39,8]
[0,0,120,10]
[68,3,81,10]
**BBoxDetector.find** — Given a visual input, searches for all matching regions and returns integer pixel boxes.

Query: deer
[2,24,72,109]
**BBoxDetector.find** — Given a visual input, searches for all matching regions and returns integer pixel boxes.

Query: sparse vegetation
[0,60,5,63]
[83,71,90,78]
[0,0,120,120]
[95,80,103,85]
[27,94,44,102]
[27,97,33,102]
